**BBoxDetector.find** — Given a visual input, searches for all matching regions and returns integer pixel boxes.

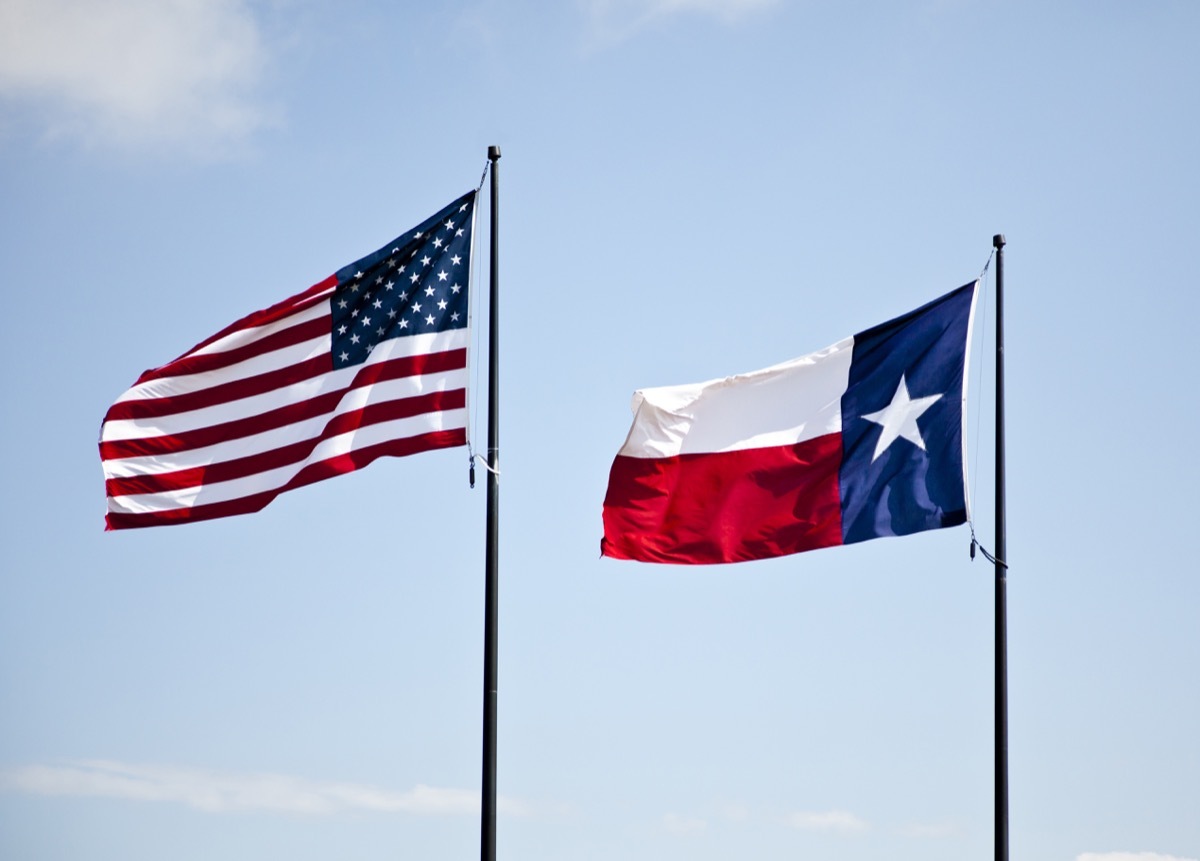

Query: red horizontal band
[601,434,845,564]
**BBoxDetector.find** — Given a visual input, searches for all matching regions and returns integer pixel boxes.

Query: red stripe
[132,277,337,385]
[100,348,467,459]
[134,316,330,384]
[104,429,466,530]
[104,354,333,423]
[103,347,466,425]
[600,435,845,564]
[105,388,465,496]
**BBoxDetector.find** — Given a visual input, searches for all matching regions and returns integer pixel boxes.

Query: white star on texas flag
[860,374,943,461]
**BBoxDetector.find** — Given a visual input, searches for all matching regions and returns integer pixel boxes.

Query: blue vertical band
[838,282,977,545]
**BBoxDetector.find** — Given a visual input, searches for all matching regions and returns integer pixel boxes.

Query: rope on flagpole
[472,453,500,476]
[468,157,492,487]
[967,248,1003,567]
[970,522,1007,568]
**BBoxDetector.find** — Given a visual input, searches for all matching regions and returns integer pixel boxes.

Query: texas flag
[601,282,979,564]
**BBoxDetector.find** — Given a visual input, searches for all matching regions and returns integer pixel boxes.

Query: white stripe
[188,290,334,357]
[103,346,341,442]
[617,336,854,458]
[101,330,469,442]
[114,300,333,403]
[103,369,467,478]
[107,408,467,515]
[117,333,331,405]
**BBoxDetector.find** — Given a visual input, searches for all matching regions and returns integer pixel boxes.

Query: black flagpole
[480,145,501,861]
[993,232,1008,861]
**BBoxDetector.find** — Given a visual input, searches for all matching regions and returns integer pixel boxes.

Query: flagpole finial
[993,233,1006,249]
[488,145,501,160]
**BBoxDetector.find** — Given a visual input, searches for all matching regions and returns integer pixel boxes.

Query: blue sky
[1,1,1198,860]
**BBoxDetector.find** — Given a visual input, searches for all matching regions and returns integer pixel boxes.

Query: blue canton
[331,190,475,369]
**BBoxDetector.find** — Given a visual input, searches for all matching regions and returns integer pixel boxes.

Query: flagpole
[993,232,1008,861]
[480,145,501,861]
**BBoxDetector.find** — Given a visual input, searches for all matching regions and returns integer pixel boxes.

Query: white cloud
[581,0,777,42]
[0,0,273,153]
[785,809,869,833]
[663,812,708,835]
[1078,854,1199,861]
[0,760,535,818]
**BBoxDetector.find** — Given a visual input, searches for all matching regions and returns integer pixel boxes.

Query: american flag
[100,190,477,530]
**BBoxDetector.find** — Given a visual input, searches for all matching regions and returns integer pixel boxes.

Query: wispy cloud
[784,809,869,834]
[0,760,535,818]
[0,0,274,154]
[1078,854,1199,861]
[582,0,777,43]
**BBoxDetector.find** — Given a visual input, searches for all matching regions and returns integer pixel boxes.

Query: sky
[1,1,1198,860]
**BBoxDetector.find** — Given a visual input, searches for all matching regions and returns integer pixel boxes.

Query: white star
[437,298,447,310]
[451,255,462,266]
[337,324,347,335]
[445,218,455,229]
[337,298,348,309]
[433,237,443,249]
[339,351,349,362]
[412,301,422,313]
[437,269,448,282]
[373,298,383,309]
[421,255,431,266]
[860,375,943,461]
[450,311,460,322]
[350,333,360,345]
[451,283,461,294]
[425,314,435,325]
[399,319,409,329]
[424,285,435,297]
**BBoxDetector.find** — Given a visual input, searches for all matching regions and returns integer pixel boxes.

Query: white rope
[966,247,1004,567]
[466,158,490,484]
